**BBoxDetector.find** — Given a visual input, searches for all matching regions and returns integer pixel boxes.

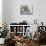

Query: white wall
[2,0,8,24]
[2,0,46,26]
[39,0,46,26]
[0,0,2,27]
[6,0,39,24]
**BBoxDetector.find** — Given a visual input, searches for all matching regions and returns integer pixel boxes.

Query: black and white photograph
[20,5,33,15]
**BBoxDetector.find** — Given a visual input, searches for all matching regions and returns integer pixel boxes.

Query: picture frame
[20,5,33,15]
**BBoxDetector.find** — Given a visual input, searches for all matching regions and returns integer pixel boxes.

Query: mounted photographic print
[20,5,33,15]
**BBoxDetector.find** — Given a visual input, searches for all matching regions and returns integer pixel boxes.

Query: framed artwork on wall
[20,5,33,15]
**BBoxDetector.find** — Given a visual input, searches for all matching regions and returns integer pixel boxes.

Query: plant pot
[0,38,5,44]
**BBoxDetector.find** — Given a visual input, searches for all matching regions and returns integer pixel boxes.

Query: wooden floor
[40,45,46,46]
[0,44,4,46]
[0,44,46,46]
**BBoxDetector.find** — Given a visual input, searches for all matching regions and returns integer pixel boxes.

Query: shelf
[9,25,31,36]
[9,25,31,26]
[16,32,23,33]
[10,32,23,33]
[10,32,15,33]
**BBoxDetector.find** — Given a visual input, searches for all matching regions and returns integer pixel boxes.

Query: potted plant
[0,23,9,44]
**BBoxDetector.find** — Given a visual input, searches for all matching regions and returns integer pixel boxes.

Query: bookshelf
[9,25,30,37]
